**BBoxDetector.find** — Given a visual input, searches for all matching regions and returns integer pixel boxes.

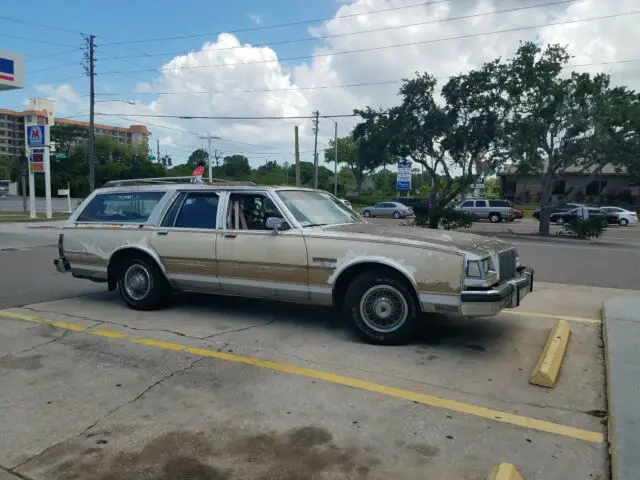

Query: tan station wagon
[54,178,534,345]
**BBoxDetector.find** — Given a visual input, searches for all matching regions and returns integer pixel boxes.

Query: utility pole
[312,110,319,189]
[332,121,338,196]
[157,139,160,164]
[198,133,219,182]
[294,126,300,186]
[83,34,96,191]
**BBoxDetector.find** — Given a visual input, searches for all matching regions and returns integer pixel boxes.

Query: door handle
[223,232,237,238]
[157,230,169,236]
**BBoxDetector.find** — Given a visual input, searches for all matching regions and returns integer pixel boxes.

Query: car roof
[93,183,324,195]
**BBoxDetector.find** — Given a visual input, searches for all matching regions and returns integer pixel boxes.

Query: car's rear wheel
[363,210,371,218]
[118,256,170,310]
[343,270,419,345]
[393,211,401,219]
[620,218,629,226]
[489,213,502,223]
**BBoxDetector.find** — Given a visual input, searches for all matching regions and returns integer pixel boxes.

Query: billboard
[0,50,24,91]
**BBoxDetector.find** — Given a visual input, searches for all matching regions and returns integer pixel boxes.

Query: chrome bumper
[54,257,70,274]
[459,267,534,317]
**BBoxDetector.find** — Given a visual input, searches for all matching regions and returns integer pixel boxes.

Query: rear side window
[489,200,510,207]
[77,191,165,223]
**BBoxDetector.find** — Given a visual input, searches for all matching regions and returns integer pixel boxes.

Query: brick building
[499,163,639,206]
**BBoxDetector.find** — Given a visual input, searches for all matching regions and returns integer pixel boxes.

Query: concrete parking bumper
[603,298,640,480]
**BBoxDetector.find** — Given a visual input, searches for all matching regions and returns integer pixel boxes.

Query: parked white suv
[458,199,515,223]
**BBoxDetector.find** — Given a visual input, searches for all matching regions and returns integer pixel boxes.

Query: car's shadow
[77,290,515,356]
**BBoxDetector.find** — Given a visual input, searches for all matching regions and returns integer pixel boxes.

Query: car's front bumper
[459,266,534,317]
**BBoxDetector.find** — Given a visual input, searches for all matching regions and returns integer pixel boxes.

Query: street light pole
[332,121,338,196]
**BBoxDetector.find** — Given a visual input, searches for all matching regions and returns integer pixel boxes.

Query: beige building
[0,107,150,157]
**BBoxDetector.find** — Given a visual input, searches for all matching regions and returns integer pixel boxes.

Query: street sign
[57,189,70,196]
[148,155,156,160]
[55,153,67,160]
[26,125,46,146]
[396,159,412,191]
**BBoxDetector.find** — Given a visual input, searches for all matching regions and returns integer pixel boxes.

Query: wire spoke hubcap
[359,285,408,333]
[124,264,151,301]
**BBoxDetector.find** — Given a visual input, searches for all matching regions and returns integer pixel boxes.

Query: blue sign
[0,57,15,82]
[27,125,46,146]
[396,180,411,190]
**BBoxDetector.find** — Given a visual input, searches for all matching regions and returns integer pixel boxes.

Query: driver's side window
[226,192,288,231]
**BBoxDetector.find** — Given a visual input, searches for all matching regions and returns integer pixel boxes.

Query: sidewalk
[603,298,640,480]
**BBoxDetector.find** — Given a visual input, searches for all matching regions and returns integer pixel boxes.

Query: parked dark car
[549,207,614,226]
[532,203,583,220]
[391,197,430,216]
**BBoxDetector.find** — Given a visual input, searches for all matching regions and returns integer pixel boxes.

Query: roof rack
[101,176,257,188]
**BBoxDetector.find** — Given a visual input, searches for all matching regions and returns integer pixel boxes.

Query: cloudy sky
[3,0,639,168]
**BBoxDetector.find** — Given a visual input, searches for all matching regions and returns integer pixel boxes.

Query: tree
[324,135,380,194]
[187,148,209,169]
[50,124,88,159]
[499,42,639,234]
[222,155,251,179]
[355,67,505,227]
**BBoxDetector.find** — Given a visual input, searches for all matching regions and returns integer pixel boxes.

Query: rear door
[150,190,221,292]
[474,200,489,218]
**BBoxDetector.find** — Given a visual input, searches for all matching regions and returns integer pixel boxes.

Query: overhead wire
[92,11,640,76]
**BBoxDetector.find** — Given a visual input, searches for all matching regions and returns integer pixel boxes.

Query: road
[0,196,82,213]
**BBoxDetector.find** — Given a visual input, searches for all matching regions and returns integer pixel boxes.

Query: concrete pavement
[603,298,640,480]
[0,282,618,479]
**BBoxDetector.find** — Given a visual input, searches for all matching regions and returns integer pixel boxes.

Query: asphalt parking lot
[2,280,639,479]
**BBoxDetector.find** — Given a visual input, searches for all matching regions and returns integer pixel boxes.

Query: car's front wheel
[343,270,419,345]
[620,218,629,226]
[118,256,170,310]
[393,211,401,219]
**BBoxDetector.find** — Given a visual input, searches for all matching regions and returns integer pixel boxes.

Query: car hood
[320,222,510,255]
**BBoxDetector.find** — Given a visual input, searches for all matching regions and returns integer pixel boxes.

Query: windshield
[277,190,363,227]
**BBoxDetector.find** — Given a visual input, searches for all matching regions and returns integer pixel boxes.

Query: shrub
[562,217,605,239]
[413,206,473,230]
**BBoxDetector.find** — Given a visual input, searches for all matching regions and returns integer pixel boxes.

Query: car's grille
[498,248,517,281]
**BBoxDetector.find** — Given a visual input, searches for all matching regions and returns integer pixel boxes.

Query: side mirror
[265,216,283,233]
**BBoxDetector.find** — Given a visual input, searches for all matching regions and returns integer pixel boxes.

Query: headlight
[465,257,494,278]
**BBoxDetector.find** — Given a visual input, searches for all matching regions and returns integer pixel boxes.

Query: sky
[1,0,639,170]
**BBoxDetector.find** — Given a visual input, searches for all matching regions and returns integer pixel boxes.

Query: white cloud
[249,14,262,25]
[32,0,640,168]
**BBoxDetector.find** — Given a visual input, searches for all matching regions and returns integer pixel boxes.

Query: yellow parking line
[501,310,601,325]
[0,309,604,444]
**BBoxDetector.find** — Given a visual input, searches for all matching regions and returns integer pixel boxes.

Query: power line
[0,32,79,48]
[93,11,640,77]
[92,58,640,98]
[95,113,357,120]
[0,15,85,34]
[102,0,583,60]
[99,0,453,46]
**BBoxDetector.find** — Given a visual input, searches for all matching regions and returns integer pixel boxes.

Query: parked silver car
[361,201,413,219]
[458,199,515,223]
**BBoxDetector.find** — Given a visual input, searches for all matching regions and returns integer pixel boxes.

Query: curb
[530,320,571,388]
[487,463,524,480]
[602,304,617,480]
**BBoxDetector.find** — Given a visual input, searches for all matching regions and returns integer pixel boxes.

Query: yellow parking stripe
[0,309,604,444]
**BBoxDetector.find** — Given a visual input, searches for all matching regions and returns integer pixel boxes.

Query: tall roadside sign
[396,159,412,194]
[0,49,24,91]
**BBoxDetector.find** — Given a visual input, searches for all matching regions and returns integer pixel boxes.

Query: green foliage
[187,148,209,169]
[324,134,386,194]
[222,155,251,179]
[413,206,473,230]
[562,217,605,239]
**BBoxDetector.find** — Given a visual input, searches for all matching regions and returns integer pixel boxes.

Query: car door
[216,190,309,301]
[373,202,388,217]
[474,200,489,219]
[149,190,221,292]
